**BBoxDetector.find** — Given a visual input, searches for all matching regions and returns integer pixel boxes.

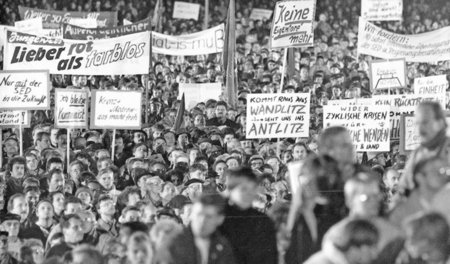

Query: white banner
[270,0,316,48]
[369,59,406,90]
[0,110,30,128]
[361,0,402,21]
[90,90,142,129]
[68,18,97,28]
[324,103,390,152]
[178,82,222,109]
[152,24,224,55]
[358,17,450,62]
[55,89,89,128]
[4,29,150,75]
[250,8,273,20]
[15,18,44,35]
[0,70,50,110]
[414,75,448,106]
[173,2,200,20]
[246,93,310,139]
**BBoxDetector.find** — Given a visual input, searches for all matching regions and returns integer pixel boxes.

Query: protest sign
[178,83,222,109]
[67,18,97,28]
[361,0,402,21]
[401,115,420,151]
[0,70,50,110]
[414,75,448,106]
[358,17,450,62]
[62,18,150,40]
[90,90,142,129]
[4,29,150,75]
[246,93,310,139]
[18,6,117,29]
[55,89,88,128]
[0,110,30,128]
[270,0,316,49]
[152,24,224,55]
[15,18,43,35]
[323,103,390,152]
[369,59,406,90]
[173,2,201,20]
[250,8,273,20]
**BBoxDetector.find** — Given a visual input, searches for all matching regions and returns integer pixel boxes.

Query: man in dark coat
[156,194,236,264]
[219,167,278,264]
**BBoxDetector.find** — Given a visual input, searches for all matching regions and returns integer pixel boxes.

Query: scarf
[421,128,447,150]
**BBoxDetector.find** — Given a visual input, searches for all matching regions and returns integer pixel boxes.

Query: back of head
[72,245,105,264]
[225,166,258,190]
[405,212,450,251]
[333,219,379,252]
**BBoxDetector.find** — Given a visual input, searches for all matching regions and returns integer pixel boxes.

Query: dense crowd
[1,0,450,264]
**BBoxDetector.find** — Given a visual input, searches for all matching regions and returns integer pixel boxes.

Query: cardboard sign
[55,89,88,128]
[152,24,224,55]
[323,104,390,152]
[178,82,222,109]
[369,59,406,90]
[270,0,316,48]
[4,30,150,75]
[358,17,450,62]
[0,110,30,128]
[402,115,420,151]
[0,70,50,110]
[414,75,448,106]
[90,90,142,129]
[250,8,273,20]
[361,0,402,21]
[246,93,310,139]
[173,2,201,20]
[18,6,117,29]
[15,18,43,35]
[62,18,149,40]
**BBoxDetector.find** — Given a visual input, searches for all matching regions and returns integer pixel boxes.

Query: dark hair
[56,129,67,139]
[61,214,82,229]
[225,166,259,190]
[216,101,228,109]
[47,168,63,183]
[418,101,447,128]
[189,163,207,173]
[7,156,26,172]
[64,197,82,210]
[197,193,226,215]
[334,219,379,252]
[36,131,50,142]
[46,157,63,171]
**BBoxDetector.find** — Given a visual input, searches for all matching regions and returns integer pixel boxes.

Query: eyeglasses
[438,167,450,176]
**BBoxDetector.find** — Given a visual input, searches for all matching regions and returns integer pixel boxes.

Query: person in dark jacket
[219,167,278,264]
[155,193,235,264]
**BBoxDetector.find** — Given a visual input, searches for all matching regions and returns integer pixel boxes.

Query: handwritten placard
[0,70,50,110]
[55,89,88,128]
[323,104,390,152]
[0,110,30,128]
[369,59,406,90]
[178,82,222,109]
[173,2,200,20]
[403,115,420,151]
[270,0,316,48]
[414,75,448,106]
[246,93,310,139]
[90,90,142,129]
[361,0,402,21]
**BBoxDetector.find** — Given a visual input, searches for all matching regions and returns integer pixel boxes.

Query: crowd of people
[1,0,450,264]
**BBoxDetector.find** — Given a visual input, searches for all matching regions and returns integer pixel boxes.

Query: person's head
[71,245,105,264]
[133,130,147,145]
[7,194,28,222]
[121,206,142,223]
[319,126,354,166]
[292,143,309,161]
[35,131,51,150]
[383,168,400,193]
[50,191,65,215]
[225,167,259,209]
[0,231,8,257]
[97,195,115,217]
[184,179,204,201]
[189,163,207,181]
[160,182,177,201]
[149,219,183,248]
[344,168,381,217]
[416,101,447,145]
[36,200,54,221]
[22,239,44,264]
[215,101,228,119]
[190,194,226,238]
[61,214,84,244]
[334,219,379,264]
[133,143,149,159]
[64,197,83,215]
[24,186,41,207]
[121,186,141,207]
[47,168,65,193]
[404,212,450,263]
[8,156,26,179]
[3,137,19,156]
[413,157,449,192]
[46,157,64,172]
[0,213,21,237]
[97,168,115,190]
[56,129,67,149]
[126,232,153,264]
[249,155,264,170]
[69,160,85,183]
[25,152,39,172]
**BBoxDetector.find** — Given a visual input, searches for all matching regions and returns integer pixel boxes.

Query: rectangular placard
[55,89,88,128]
[369,59,406,90]
[0,110,30,128]
[361,0,402,21]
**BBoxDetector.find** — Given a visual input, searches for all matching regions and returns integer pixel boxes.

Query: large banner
[152,24,224,55]
[173,2,200,20]
[178,82,222,109]
[18,6,117,29]
[62,18,150,40]
[0,110,30,128]
[358,17,450,62]
[369,59,406,90]
[324,103,390,152]
[55,89,88,128]
[270,0,315,48]
[4,30,150,75]
[361,0,402,21]
[0,70,50,110]
[246,93,310,139]
[414,75,448,106]
[90,90,142,130]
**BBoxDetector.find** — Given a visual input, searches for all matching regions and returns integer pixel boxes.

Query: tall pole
[204,0,209,30]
